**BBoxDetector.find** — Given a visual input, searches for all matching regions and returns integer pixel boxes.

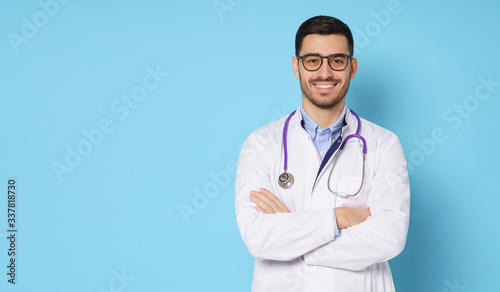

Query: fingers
[250,188,290,214]
[258,188,283,211]
[250,189,280,214]
[250,190,276,214]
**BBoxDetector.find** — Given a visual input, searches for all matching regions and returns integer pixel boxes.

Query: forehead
[300,34,349,56]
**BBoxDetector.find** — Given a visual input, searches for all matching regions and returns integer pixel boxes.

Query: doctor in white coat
[235,16,410,291]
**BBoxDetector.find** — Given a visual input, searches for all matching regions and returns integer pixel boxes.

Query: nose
[316,57,334,78]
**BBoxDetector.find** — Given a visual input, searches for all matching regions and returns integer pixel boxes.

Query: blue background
[1,0,499,291]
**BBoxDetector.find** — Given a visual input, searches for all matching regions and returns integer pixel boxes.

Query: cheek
[301,72,316,83]
[339,72,352,83]
[300,75,312,88]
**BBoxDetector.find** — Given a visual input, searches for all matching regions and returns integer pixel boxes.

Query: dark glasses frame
[297,53,352,71]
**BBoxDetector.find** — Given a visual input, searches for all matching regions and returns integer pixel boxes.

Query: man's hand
[250,188,290,214]
[334,206,371,230]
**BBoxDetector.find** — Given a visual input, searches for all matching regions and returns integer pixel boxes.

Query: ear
[292,56,300,80]
[349,57,358,80]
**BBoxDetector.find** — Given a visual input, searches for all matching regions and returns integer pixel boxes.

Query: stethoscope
[278,109,367,198]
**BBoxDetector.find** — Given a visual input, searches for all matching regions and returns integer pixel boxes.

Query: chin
[311,96,344,109]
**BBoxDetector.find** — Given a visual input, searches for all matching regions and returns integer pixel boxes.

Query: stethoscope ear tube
[327,152,366,197]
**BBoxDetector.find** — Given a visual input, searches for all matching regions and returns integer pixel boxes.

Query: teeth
[315,84,333,88]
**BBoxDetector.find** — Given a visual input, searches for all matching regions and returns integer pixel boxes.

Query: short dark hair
[295,15,354,57]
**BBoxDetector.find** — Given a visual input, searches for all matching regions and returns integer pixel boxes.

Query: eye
[301,55,324,70]
[331,57,345,64]
[304,55,321,63]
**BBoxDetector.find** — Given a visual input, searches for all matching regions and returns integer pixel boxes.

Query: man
[235,16,410,291]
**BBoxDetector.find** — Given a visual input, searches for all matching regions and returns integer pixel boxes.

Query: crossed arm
[250,188,371,230]
[236,132,410,269]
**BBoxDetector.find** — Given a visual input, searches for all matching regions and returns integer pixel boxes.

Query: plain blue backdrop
[1,0,499,291]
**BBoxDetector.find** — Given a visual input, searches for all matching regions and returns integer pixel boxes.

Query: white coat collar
[291,106,360,138]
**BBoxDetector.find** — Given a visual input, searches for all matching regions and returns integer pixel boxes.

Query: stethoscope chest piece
[278,172,294,189]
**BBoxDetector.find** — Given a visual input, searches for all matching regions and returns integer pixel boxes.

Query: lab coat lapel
[310,109,358,203]
[285,108,320,210]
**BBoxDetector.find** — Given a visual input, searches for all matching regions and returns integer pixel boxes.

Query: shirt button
[320,151,324,156]
[318,129,322,133]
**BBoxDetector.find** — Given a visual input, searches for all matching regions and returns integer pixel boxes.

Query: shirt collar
[300,105,347,140]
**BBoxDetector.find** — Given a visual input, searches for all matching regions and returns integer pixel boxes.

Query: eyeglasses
[297,53,352,71]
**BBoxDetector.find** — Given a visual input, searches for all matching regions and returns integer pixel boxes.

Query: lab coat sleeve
[235,132,336,261]
[303,135,410,271]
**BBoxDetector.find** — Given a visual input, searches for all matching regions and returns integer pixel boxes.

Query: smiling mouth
[315,84,334,88]
[313,82,338,89]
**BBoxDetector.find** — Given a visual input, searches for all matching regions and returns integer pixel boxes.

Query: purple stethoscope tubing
[280,109,367,196]
[278,110,297,189]
[339,110,367,154]
[282,110,297,171]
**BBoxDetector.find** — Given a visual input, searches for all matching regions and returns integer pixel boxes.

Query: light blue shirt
[300,105,347,238]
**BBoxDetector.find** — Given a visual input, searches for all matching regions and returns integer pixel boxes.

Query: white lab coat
[235,107,410,292]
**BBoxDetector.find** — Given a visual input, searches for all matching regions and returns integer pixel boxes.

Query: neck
[302,100,345,129]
